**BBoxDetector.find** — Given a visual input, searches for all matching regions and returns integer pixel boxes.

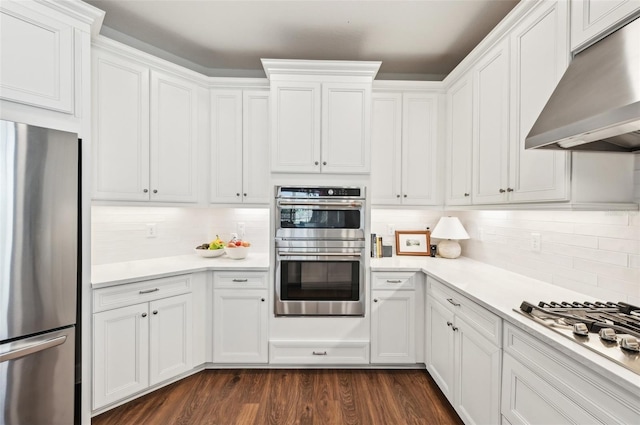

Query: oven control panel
[277,186,364,199]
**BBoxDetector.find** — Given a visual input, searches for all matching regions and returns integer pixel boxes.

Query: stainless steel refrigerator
[0,120,79,425]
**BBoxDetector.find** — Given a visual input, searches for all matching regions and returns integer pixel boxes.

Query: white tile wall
[91,206,270,265]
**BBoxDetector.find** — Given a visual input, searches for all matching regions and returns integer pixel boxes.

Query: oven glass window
[280,260,359,301]
[279,209,361,229]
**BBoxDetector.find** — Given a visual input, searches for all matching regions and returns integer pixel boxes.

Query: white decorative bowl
[224,246,249,260]
[194,248,225,258]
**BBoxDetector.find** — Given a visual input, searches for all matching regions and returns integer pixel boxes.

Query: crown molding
[261,59,381,81]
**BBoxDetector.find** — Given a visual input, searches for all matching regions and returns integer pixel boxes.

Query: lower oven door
[275,247,364,316]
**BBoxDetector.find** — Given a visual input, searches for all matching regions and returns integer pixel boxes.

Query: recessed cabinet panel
[509,0,569,202]
[93,51,150,201]
[426,298,456,401]
[446,76,473,205]
[271,82,321,172]
[242,91,270,204]
[210,90,243,203]
[571,0,640,51]
[371,290,416,364]
[0,2,73,113]
[371,93,403,204]
[150,71,199,202]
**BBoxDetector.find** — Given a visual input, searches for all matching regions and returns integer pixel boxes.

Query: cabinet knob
[446,321,453,327]
[464,193,469,197]
[261,298,265,302]
[452,326,459,332]
[236,193,240,197]
[323,161,327,166]
[396,194,400,198]
[153,189,158,194]
[374,299,378,303]
[403,194,407,198]
[315,161,319,166]
[507,188,514,192]
[499,188,506,193]
[153,310,158,315]
[243,193,247,197]
[141,312,147,318]
[143,189,148,193]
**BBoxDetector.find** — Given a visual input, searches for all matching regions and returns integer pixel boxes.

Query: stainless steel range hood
[525,17,640,152]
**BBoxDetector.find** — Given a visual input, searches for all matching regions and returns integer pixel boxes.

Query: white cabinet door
[371,290,416,364]
[509,0,570,203]
[371,92,403,205]
[472,38,511,204]
[501,353,597,425]
[570,0,640,52]
[242,90,270,204]
[210,89,243,203]
[270,81,321,172]
[93,303,149,409]
[446,75,473,206]
[321,83,371,173]
[0,1,73,113]
[425,298,455,401]
[150,71,199,203]
[455,316,501,425]
[92,50,150,201]
[402,93,439,205]
[148,294,193,385]
[213,289,268,363]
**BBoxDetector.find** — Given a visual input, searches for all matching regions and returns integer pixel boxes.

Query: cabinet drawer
[213,271,267,289]
[427,277,501,346]
[371,272,416,290]
[269,340,369,365]
[93,274,191,312]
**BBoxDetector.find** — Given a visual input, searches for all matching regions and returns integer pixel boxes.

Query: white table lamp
[431,216,470,259]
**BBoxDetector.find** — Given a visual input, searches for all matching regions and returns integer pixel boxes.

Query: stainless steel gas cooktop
[517,301,640,375]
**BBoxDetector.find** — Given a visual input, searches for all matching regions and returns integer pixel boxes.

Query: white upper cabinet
[472,38,511,205]
[264,59,380,174]
[509,0,570,203]
[371,91,441,206]
[210,89,270,204]
[445,75,473,206]
[0,0,74,114]
[571,0,640,52]
[93,50,150,201]
[92,47,200,203]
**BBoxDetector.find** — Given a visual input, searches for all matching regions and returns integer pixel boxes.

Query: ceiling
[86,0,520,81]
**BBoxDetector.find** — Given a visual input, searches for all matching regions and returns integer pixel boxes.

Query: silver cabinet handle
[0,335,66,363]
[232,279,248,282]
[139,288,159,294]
[446,321,453,327]
[141,312,147,318]
[278,252,362,257]
[312,351,327,356]
[386,279,402,283]
[507,188,514,192]
[499,188,506,193]
[447,298,461,307]
[464,193,470,197]
[452,326,459,332]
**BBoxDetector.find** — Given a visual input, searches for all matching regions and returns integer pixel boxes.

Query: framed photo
[395,230,431,256]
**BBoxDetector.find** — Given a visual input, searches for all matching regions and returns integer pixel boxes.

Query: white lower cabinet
[212,271,268,363]
[426,277,502,425]
[502,323,640,425]
[92,275,195,410]
[370,272,418,364]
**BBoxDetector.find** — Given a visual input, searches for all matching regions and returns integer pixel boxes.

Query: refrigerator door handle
[0,335,67,363]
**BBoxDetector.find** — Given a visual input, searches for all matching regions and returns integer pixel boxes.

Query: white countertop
[371,256,640,391]
[91,253,269,288]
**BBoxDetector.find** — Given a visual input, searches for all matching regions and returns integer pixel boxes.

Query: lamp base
[437,240,461,259]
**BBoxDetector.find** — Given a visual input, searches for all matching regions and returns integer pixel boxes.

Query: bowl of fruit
[194,236,226,258]
[224,239,251,260]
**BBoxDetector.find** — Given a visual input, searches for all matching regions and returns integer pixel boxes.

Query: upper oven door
[275,199,364,240]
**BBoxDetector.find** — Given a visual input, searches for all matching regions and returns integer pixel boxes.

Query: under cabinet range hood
[525,17,640,152]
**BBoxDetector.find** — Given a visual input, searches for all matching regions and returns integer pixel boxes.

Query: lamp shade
[431,217,469,240]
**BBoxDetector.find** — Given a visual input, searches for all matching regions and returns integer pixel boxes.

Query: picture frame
[395,230,431,256]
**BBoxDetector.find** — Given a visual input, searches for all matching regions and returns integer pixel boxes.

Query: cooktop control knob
[598,328,617,342]
[328,189,334,196]
[572,323,589,336]
[620,336,640,352]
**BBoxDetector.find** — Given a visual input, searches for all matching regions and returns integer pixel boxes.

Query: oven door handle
[277,200,363,208]
[278,252,362,257]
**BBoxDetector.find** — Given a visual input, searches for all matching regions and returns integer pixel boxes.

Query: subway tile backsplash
[92,206,638,304]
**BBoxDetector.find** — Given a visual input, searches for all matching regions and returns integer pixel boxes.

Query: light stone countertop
[91,252,639,391]
[91,253,269,288]
[371,255,640,391]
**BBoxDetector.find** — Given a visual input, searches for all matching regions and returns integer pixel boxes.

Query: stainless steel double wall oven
[275,186,366,316]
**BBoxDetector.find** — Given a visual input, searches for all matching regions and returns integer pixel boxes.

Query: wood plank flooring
[92,369,463,425]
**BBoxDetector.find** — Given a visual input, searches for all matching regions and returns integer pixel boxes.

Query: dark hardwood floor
[92,369,463,425]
